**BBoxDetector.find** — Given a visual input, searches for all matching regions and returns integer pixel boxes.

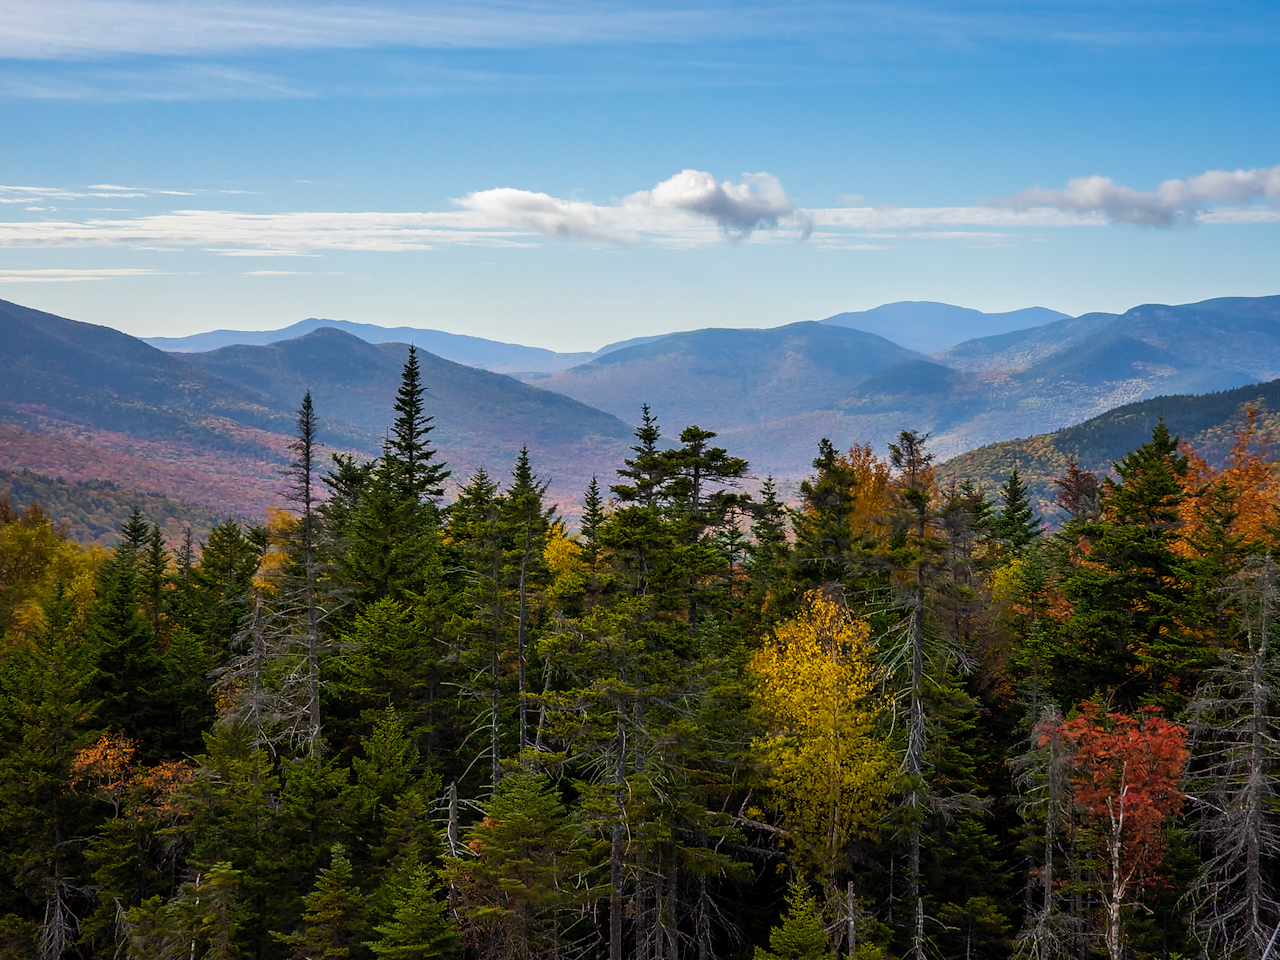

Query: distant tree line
[4,345,1280,960]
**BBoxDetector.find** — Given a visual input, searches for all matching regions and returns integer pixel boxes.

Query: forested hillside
[0,468,227,545]
[940,376,1280,517]
[0,299,634,519]
[5,347,1280,960]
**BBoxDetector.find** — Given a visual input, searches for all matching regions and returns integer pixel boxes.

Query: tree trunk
[518,522,531,751]
[611,708,627,960]
[908,582,926,960]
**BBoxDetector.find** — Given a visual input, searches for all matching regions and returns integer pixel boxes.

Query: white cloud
[997,165,1280,226]
[0,267,160,282]
[0,164,1277,257]
[637,169,799,238]
[458,170,807,244]
[456,188,639,245]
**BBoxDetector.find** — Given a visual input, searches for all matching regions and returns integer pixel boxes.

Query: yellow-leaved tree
[751,589,895,889]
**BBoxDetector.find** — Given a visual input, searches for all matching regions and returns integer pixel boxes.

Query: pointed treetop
[991,466,1042,553]
[121,507,151,554]
[387,345,449,503]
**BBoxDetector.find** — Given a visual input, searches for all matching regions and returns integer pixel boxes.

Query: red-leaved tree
[1058,702,1188,960]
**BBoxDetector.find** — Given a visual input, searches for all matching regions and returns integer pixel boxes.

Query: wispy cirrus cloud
[0,1,726,59]
[0,267,161,282]
[995,164,1280,226]
[4,1,1275,61]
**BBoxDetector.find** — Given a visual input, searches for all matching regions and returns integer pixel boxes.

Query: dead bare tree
[1186,553,1280,960]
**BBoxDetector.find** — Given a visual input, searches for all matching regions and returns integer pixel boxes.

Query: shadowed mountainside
[0,300,633,522]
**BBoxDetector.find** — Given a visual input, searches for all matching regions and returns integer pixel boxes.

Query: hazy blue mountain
[146,318,596,374]
[934,311,1122,370]
[178,328,634,504]
[531,295,1279,476]
[144,302,1068,374]
[0,299,633,520]
[536,322,924,429]
[821,301,1070,352]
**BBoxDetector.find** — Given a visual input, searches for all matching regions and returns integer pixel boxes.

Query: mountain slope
[536,322,923,429]
[822,301,1069,352]
[180,328,635,502]
[0,300,633,519]
[938,378,1280,517]
[0,297,308,451]
[146,318,595,374]
[1,466,227,546]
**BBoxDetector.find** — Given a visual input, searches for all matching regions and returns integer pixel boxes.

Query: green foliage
[366,865,457,960]
[753,883,828,960]
[275,844,368,960]
[9,351,1280,960]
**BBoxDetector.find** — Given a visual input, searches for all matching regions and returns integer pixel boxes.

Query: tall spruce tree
[1063,420,1198,707]
[991,467,1041,555]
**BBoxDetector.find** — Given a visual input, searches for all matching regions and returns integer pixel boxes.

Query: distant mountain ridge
[145,319,667,375]
[531,295,1280,475]
[822,301,1070,353]
[0,299,635,522]
[143,301,1071,374]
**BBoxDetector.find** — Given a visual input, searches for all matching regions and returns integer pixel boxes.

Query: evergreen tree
[502,447,555,752]
[367,865,457,960]
[753,883,828,960]
[275,844,368,960]
[444,773,592,960]
[84,534,166,753]
[990,467,1041,555]
[1063,420,1198,707]
[581,475,605,571]
[612,404,665,508]
[387,345,449,504]
[446,468,509,787]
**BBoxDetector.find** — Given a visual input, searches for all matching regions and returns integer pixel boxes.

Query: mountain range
[0,299,633,522]
[4,293,1280,531]
[141,302,1068,374]
[144,318,665,375]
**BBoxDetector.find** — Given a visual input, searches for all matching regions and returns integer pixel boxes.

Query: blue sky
[0,1,1277,351]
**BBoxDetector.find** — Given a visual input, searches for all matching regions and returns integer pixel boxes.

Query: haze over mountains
[0,299,633,521]
[3,293,1280,531]
[144,318,663,375]
[142,302,1066,374]
[820,302,1070,352]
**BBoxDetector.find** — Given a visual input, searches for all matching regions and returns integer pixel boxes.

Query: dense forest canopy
[5,346,1280,960]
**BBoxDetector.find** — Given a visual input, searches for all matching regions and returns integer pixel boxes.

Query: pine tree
[503,447,555,752]
[612,405,665,508]
[367,865,457,960]
[387,345,449,504]
[444,773,592,960]
[991,467,1041,555]
[1063,420,1198,708]
[344,347,448,604]
[447,468,509,787]
[275,844,368,960]
[84,534,165,753]
[287,391,325,753]
[753,883,828,960]
[581,476,605,570]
